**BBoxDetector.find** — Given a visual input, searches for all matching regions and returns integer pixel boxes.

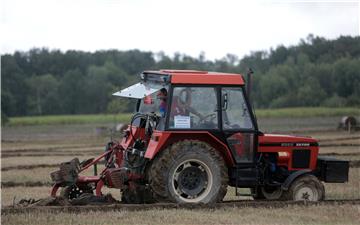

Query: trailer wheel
[148,140,228,204]
[283,175,325,201]
[60,184,93,200]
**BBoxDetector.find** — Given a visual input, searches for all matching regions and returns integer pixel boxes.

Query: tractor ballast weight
[50,70,349,204]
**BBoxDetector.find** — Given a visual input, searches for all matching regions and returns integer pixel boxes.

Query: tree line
[2,34,360,119]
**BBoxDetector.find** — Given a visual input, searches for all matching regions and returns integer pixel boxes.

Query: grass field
[6,114,132,126]
[6,107,359,126]
[1,115,360,224]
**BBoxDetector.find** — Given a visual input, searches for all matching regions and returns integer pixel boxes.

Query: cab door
[221,87,257,164]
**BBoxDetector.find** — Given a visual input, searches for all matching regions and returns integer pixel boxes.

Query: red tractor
[50,70,349,204]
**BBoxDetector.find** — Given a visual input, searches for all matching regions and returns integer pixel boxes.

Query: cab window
[169,87,218,129]
[222,87,253,130]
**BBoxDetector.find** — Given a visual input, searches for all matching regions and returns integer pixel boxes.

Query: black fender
[281,169,312,191]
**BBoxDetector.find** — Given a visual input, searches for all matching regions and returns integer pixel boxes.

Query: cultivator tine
[50,158,81,185]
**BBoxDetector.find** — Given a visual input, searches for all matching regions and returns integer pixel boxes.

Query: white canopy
[112,82,163,99]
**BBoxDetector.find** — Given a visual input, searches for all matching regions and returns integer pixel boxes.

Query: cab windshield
[113,81,168,117]
[138,90,164,114]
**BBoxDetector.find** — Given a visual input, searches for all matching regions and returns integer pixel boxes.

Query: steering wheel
[198,113,216,123]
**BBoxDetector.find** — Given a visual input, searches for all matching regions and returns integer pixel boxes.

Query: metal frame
[51,143,124,197]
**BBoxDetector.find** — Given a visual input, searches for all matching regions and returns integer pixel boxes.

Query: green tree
[58,69,85,114]
[26,74,59,115]
[296,77,326,106]
[1,54,28,116]
[1,35,360,116]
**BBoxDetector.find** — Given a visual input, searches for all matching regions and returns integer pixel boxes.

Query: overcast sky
[1,0,359,60]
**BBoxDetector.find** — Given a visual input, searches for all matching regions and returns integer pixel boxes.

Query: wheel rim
[294,186,318,201]
[171,159,213,203]
[68,185,84,199]
[64,185,92,200]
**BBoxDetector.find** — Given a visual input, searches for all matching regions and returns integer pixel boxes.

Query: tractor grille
[292,149,311,168]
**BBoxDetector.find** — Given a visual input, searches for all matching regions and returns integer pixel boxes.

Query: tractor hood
[258,133,318,147]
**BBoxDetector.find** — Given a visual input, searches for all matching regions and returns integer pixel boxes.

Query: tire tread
[148,140,228,203]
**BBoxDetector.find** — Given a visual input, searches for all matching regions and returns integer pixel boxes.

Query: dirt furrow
[319,136,360,142]
[1,148,101,154]
[1,152,99,158]
[2,199,360,215]
[1,144,102,153]
[1,181,52,188]
[1,161,106,172]
[1,164,59,172]
[319,152,360,156]
[320,143,360,147]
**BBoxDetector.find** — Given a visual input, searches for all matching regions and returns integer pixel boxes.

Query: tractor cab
[115,70,258,163]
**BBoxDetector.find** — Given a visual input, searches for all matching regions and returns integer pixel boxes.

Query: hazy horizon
[2,0,359,60]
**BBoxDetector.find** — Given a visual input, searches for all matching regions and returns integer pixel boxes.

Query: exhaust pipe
[246,68,254,104]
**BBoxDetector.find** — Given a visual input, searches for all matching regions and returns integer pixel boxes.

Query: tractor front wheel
[283,175,325,201]
[148,140,228,204]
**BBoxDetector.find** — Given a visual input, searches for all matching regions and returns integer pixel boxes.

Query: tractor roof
[114,70,245,99]
[143,70,245,85]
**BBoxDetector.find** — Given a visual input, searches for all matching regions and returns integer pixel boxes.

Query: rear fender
[145,130,235,166]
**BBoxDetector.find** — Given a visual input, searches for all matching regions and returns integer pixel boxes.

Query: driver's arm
[186,106,204,120]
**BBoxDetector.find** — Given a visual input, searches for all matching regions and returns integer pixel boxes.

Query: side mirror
[222,93,228,110]
[144,95,154,105]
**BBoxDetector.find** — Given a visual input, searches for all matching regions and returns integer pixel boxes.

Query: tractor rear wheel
[148,140,228,204]
[283,175,325,201]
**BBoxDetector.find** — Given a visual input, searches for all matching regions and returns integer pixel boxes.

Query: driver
[171,88,204,120]
[157,88,206,124]
[157,88,168,117]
